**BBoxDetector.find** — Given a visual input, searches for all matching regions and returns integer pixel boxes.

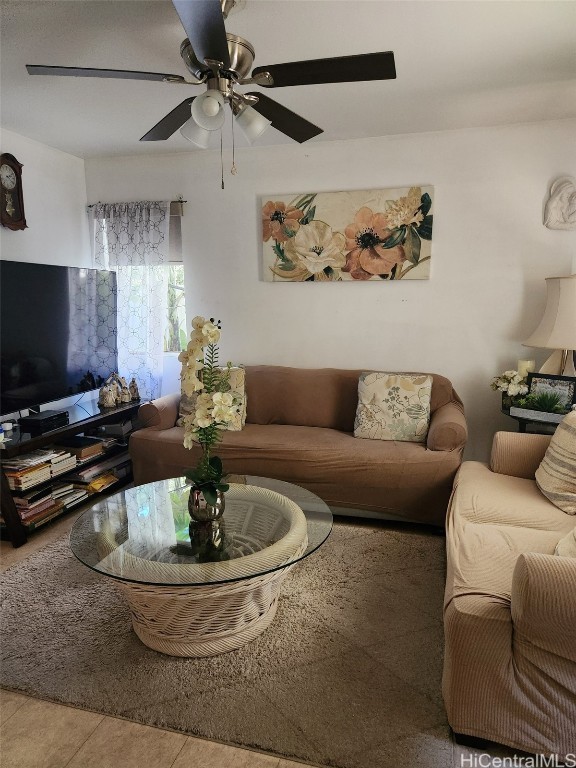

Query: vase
[187,488,227,558]
[188,488,226,522]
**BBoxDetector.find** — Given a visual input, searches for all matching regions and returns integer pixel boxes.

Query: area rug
[1,520,452,768]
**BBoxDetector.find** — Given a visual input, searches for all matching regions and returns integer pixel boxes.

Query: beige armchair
[443,431,576,758]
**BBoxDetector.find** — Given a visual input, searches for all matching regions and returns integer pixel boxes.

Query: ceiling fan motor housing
[180,33,255,82]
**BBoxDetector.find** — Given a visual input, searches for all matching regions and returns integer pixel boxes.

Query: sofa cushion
[354,372,432,442]
[535,410,576,515]
[451,461,576,534]
[447,519,563,602]
[244,366,361,430]
[555,527,576,557]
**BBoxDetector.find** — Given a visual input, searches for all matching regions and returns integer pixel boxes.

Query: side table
[502,410,558,435]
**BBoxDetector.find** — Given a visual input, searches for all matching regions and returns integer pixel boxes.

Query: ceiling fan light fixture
[191,90,226,130]
[235,104,272,144]
[180,116,211,148]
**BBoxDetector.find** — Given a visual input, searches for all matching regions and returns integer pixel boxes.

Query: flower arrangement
[179,316,238,505]
[490,370,529,398]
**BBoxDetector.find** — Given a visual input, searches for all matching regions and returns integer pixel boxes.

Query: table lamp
[523,274,576,377]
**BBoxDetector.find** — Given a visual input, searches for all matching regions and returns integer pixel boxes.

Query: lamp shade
[523,274,576,350]
[180,117,211,148]
[235,105,271,144]
[191,90,225,131]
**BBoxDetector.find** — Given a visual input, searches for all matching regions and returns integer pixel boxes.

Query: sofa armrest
[489,431,551,479]
[137,393,180,430]
[427,401,467,452]
[512,552,576,663]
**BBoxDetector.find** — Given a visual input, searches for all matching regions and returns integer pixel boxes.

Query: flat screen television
[0,260,118,417]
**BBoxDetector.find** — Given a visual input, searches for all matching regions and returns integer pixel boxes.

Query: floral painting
[261,186,433,281]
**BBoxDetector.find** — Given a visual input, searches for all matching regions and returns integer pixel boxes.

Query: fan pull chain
[231,112,237,176]
[220,130,224,190]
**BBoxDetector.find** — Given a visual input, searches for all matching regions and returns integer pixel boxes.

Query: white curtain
[88,201,170,399]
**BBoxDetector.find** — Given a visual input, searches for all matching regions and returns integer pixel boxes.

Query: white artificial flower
[196,393,213,409]
[202,321,221,345]
[212,404,235,423]
[183,433,196,449]
[188,334,204,351]
[194,414,213,428]
[181,377,198,397]
[212,391,233,407]
[191,316,206,330]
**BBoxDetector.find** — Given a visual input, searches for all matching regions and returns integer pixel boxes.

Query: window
[164,263,187,353]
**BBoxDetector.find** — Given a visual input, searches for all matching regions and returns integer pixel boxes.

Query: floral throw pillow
[178,366,247,431]
[354,372,433,442]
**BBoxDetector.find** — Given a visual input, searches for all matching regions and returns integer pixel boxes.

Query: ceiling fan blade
[172,0,230,70]
[246,93,323,144]
[26,64,187,83]
[140,97,195,141]
[252,51,396,88]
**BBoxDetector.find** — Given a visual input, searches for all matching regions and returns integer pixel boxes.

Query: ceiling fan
[26,0,396,148]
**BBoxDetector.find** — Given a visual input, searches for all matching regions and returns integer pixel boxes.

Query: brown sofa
[130,366,467,526]
[443,431,576,758]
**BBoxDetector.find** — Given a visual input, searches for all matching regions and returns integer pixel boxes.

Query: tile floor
[0,510,538,768]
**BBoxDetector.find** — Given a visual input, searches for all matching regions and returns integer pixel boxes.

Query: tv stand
[1,396,141,548]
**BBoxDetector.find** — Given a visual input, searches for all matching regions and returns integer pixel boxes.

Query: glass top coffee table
[70,476,332,657]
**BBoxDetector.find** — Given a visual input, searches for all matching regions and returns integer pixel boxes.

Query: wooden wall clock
[1,153,27,231]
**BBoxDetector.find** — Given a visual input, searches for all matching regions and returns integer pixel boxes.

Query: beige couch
[130,365,467,526]
[443,431,576,758]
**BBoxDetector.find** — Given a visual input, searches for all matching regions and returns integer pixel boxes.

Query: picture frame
[526,372,576,413]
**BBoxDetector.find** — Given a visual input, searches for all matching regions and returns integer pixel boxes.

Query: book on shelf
[55,435,105,459]
[14,494,53,514]
[58,488,90,507]
[51,483,75,498]
[2,447,71,469]
[67,450,130,483]
[19,500,64,526]
[22,502,66,531]
[86,472,119,493]
[50,455,77,476]
[18,496,61,520]
[5,464,52,490]
[12,485,53,506]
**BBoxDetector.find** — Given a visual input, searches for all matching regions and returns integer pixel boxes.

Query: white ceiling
[1,0,575,159]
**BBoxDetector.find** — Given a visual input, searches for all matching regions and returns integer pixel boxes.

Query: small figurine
[98,383,117,408]
[129,378,140,401]
[120,379,131,403]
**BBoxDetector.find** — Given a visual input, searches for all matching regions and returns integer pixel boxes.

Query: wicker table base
[116,558,299,657]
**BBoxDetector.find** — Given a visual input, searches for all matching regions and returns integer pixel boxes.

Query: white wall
[0,128,90,266]
[85,118,576,460]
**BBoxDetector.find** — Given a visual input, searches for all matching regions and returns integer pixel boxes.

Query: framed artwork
[526,372,576,413]
[261,186,433,282]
